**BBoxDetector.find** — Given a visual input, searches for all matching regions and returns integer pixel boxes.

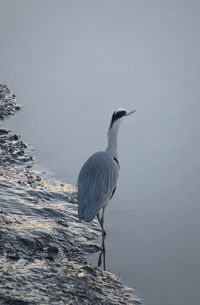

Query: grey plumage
[77,151,119,222]
[77,108,135,232]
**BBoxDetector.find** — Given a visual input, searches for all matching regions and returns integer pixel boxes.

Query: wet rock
[0,129,9,135]
[0,84,21,120]
[57,219,69,227]
[12,134,19,141]
[47,245,59,261]
[0,129,32,166]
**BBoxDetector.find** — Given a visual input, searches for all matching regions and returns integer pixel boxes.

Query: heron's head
[109,108,136,129]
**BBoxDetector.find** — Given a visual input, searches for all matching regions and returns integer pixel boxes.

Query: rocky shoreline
[0,84,142,305]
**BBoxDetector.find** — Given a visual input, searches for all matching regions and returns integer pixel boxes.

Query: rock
[0,129,9,135]
[0,84,21,120]
[13,134,19,141]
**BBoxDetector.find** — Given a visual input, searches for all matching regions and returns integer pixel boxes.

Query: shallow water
[1,1,200,304]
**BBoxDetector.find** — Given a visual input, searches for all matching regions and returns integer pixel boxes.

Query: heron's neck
[106,122,120,159]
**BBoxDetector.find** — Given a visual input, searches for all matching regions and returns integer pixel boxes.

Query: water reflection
[97,233,106,270]
[98,247,106,270]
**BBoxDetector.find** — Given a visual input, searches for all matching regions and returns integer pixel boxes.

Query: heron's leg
[97,212,101,228]
[102,231,106,252]
[97,211,103,231]
[103,247,106,270]
[96,210,106,240]
[101,207,106,237]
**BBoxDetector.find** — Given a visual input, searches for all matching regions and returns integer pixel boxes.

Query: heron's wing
[77,151,119,221]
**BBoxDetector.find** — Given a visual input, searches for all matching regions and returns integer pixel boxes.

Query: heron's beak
[126,109,136,116]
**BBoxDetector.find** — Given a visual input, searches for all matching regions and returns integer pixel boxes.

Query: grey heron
[77,108,136,241]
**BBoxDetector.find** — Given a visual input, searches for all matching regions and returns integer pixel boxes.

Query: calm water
[1,1,200,304]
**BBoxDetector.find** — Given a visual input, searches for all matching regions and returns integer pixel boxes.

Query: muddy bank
[0,84,142,305]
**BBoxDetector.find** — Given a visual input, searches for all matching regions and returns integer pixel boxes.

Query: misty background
[0,1,200,305]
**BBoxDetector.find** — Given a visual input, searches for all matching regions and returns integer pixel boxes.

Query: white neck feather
[106,120,121,159]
